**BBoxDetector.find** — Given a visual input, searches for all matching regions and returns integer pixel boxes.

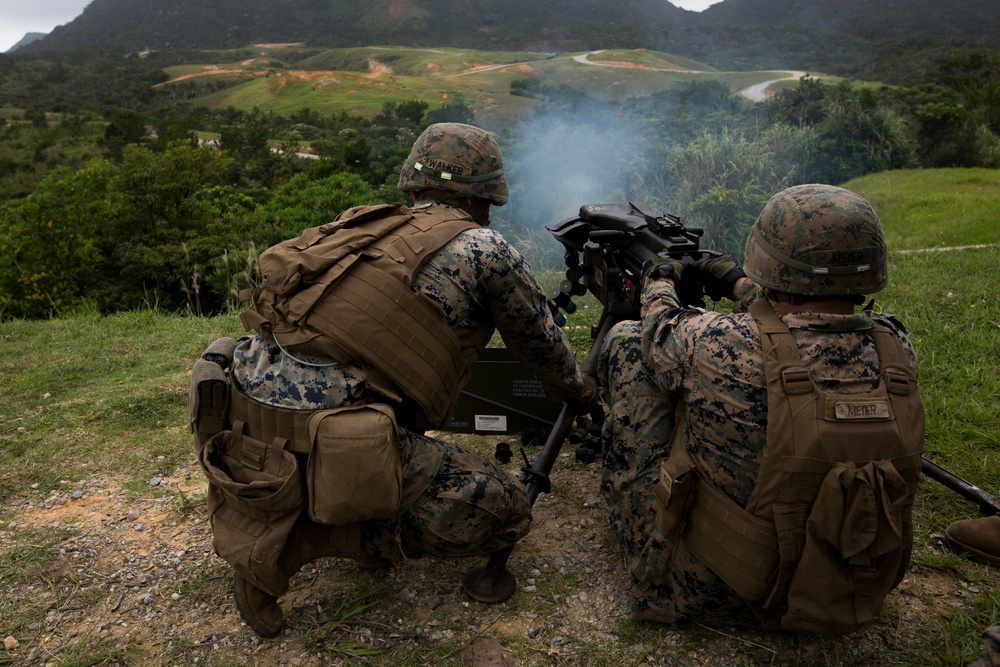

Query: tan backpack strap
[746,298,818,513]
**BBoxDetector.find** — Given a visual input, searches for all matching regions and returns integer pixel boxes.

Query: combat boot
[945,516,1000,566]
[233,573,284,637]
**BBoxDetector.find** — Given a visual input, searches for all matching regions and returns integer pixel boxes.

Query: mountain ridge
[15,0,1000,72]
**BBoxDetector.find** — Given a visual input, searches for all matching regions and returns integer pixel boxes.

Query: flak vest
[239,202,479,430]
[653,298,925,635]
[187,204,480,595]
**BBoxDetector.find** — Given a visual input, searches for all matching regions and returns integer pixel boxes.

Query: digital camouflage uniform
[234,212,588,565]
[599,185,919,628]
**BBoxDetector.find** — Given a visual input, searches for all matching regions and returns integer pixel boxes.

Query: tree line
[1,49,998,320]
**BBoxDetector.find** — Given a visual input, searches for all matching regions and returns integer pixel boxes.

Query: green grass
[847,168,1000,249]
[0,168,998,665]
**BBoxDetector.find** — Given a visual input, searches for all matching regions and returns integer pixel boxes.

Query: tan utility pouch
[187,338,238,454]
[199,421,304,597]
[306,403,404,525]
[188,359,230,454]
[652,457,696,537]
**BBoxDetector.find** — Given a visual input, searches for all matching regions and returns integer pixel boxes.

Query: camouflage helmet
[744,184,888,296]
[397,123,508,206]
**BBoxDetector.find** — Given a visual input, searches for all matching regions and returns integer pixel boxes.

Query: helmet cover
[744,184,888,296]
[397,123,508,206]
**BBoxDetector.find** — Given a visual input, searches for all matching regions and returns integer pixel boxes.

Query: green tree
[101,142,235,313]
[662,128,778,258]
[257,171,381,238]
[0,160,112,318]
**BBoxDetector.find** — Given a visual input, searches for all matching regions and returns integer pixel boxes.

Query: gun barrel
[922,457,1000,517]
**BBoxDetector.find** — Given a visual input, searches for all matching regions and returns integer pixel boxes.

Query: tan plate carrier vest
[654,298,925,634]
[239,202,479,429]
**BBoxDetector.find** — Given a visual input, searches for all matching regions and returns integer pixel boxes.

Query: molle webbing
[682,476,780,600]
[746,298,924,514]
[229,378,314,455]
[301,261,467,427]
[680,299,923,604]
[241,205,478,428]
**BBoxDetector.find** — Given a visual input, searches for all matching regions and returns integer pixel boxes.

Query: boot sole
[233,573,285,637]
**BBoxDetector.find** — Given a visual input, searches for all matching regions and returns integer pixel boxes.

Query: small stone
[70,491,84,500]
[149,477,163,487]
[4,636,18,650]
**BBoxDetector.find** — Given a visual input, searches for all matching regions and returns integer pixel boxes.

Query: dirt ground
[0,435,992,667]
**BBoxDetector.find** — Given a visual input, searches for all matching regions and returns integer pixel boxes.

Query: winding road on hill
[455,50,808,101]
[739,70,809,101]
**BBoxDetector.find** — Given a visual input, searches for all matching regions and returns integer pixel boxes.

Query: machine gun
[460,200,1000,604]
[544,201,723,321]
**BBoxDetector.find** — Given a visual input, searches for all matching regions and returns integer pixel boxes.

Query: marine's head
[397,122,508,207]
[744,184,888,297]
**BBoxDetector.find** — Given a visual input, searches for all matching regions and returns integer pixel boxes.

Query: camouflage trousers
[274,431,531,591]
[361,432,532,560]
[599,321,762,627]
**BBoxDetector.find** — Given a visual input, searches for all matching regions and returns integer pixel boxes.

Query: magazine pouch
[652,456,696,538]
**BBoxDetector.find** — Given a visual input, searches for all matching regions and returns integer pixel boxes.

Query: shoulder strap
[746,299,817,514]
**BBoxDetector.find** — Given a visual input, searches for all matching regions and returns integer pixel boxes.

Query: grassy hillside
[155,45,793,125]
[846,168,1000,249]
[0,169,998,665]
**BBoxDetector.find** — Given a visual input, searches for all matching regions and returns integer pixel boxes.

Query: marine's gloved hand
[641,257,684,288]
[698,255,747,301]
[567,375,601,416]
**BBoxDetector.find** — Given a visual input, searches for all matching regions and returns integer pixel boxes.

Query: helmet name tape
[750,226,879,276]
[407,157,504,184]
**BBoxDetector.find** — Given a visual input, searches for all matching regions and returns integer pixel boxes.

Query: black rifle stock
[462,200,998,603]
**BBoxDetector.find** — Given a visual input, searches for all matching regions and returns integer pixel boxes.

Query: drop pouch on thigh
[306,403,403,525]
[199,421,303,597]
[652,457,695,538]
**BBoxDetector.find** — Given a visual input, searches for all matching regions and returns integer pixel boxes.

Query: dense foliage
[1,43,999,320]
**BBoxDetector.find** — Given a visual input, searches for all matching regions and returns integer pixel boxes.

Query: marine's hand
[568,375,601,415]
[641,257,684,288]
[698,255,747,300]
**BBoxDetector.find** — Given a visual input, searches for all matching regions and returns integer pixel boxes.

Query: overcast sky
[1,0,724,54]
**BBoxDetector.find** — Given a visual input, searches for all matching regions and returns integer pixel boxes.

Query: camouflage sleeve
[482,237,587,404]
[874,313,920,377]
[638,278,713,394]
[730,278,759,313]
[639,278,684,360]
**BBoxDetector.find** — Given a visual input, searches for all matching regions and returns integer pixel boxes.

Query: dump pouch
[199,421,304,597]
[652,457,696,538]
[305,403,404,525]
[780,460,911,634]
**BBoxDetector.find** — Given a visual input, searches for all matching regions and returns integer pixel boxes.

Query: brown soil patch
[0,444,994,666]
